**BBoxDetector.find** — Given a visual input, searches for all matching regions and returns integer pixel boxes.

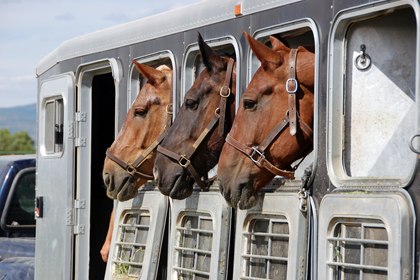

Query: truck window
[7,171,36,226]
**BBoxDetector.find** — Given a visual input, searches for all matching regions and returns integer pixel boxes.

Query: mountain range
[0,104,36,140]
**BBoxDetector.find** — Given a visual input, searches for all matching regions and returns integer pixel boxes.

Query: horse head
[216,32,314,209]
[103,62,172,201]
[154,34,236,199]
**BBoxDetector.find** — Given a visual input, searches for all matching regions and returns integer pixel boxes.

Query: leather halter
[105,104,173,180]
[157,58,235,190]
[226,49,312,179]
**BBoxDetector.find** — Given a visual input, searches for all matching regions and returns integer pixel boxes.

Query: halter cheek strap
[157,58,235,190]
[106,104,173,180]
[286,48,299,136]
[225,48,313,179]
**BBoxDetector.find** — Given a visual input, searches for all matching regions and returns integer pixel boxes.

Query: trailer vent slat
[174,212,213,279]
[241,215,289,279]
[111,209,150,279]
[327,220,389,279]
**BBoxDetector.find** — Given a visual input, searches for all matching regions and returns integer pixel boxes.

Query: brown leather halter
[225,49,312,179]
[105,104,173,180]
[157,58,235,190]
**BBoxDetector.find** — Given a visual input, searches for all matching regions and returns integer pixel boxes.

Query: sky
[0,0,201,108]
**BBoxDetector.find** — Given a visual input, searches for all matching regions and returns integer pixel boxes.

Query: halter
[225,49,312,179]
[105,104,173,180]
[157,58,235,190]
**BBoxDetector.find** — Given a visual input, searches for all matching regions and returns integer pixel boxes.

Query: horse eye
[134,108,148,118]
[243,99,257,110]
[185,98,199,110]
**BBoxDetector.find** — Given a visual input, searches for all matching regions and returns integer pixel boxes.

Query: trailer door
[75,59,120,279]
[36,73,75,280]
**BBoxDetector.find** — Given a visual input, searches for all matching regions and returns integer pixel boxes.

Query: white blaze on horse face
[153,166,159,181]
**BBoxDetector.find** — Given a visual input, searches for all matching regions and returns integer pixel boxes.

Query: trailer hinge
[75,111,87,122]
[74,199,86,209]
[74,224,86,235]
[75,111,87,147]
[69,199,86,235]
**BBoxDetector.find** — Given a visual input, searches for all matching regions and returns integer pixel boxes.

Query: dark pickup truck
[0,155,36,279]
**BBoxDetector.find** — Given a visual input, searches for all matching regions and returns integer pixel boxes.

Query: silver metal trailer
[35,0,420,279]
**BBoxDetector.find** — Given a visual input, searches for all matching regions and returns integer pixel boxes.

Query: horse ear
[198,33,225,72]
[132,60,165,86]
[269,36,290,52]
[244,32,284,69]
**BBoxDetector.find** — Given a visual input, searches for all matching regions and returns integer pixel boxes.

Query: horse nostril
[103,172,112,188]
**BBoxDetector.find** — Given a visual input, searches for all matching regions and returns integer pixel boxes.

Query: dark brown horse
[153,34,236,199]
[103,62,172,201]
[216,32,314,209]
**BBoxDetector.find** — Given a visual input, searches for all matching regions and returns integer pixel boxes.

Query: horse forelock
[156,65,171,71]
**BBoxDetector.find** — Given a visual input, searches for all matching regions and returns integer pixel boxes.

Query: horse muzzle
[103,171,138,201]
[216,176,258,209]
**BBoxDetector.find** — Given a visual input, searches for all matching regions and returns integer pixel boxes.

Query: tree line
[0,129,35,155]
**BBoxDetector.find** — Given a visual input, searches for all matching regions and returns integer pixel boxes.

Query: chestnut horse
[103,62,172,201]
[153,34,236,199]
[216,32,314,209]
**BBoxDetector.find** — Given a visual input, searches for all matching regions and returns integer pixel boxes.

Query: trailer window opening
[130,56,173,106]
[44,98,64,154]
[183,41,236,101]
[329,6,417,184]
[252,26,316,180]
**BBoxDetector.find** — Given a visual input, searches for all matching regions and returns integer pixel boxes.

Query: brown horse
[103,62,172,201]
[216,32,314,209]
[153,34,236,199]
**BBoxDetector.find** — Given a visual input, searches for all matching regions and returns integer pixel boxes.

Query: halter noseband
[157,58,235,190]
[105,104,173,180]
[226,49,312,179]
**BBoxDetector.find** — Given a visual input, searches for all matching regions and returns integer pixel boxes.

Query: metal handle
[409,133,420,154]
[355,44,371,71]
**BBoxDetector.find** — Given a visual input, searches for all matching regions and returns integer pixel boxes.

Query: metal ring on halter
[126,165,137,177]
[214,107,220,117]
[219,86,231,98]
[178,155,191,168]
[409,133,420,154]
[166,104,173,114]
[250,147,265,165]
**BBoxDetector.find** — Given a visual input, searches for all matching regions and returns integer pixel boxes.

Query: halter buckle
[219,86,231,98]
[250,147,265,164]
[178,155,191,168]
[286,78,298,94]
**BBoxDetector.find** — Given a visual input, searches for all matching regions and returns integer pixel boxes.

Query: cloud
[54,12,75,21]
[0,0,202,108]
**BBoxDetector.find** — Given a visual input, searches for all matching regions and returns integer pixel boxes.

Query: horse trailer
[35,0,420,279]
